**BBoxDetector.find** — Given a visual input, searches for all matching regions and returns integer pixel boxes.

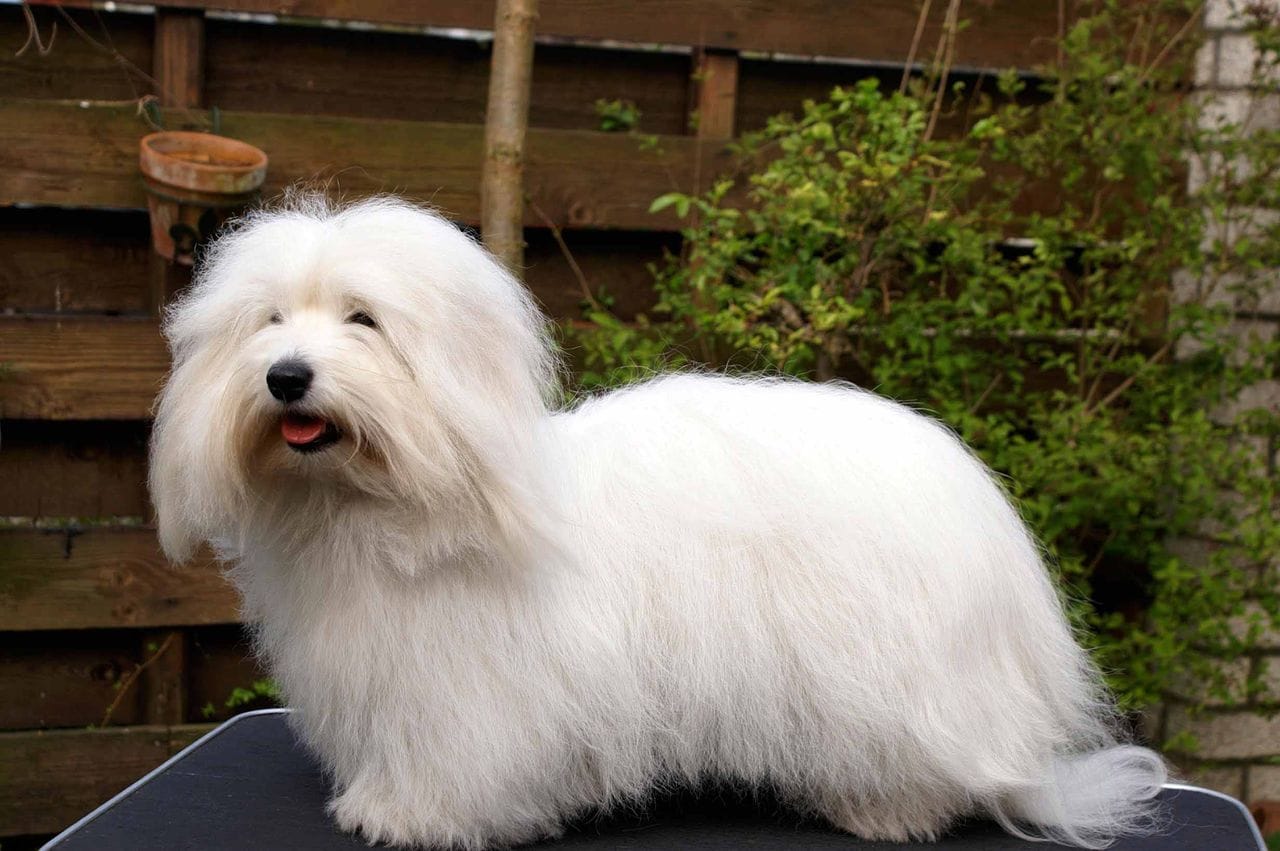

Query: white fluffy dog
[151,196,1166,849]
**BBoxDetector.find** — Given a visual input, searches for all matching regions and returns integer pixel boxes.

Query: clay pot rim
[139,131,268,194]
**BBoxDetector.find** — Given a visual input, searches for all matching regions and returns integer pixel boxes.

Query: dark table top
[45,709,1264,850]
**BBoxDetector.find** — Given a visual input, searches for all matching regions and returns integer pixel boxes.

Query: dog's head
[149,195,558,565]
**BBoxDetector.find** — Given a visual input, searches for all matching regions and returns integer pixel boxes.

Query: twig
[15,2,56,57]
[920,180,940,226]
[924,0,962,142]
[1056,0,1065,78]
[1083,310,1138,410]
[968,372,1004,415]
[898,0,934,95]
[53,6,151,89]
[1085,529,1118,574]
[89,4,140,101]
[526,196,599,311]
[1085,340,1172,417]
[100,632,178,727]
[47,4,209,129]
[1137,4,1205,86]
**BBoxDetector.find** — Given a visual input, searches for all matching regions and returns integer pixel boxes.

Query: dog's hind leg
[813,786,962,843]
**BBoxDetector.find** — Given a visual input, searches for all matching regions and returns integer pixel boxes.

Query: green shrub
[562,0,1280,734]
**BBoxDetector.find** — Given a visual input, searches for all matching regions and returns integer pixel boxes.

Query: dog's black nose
[266,360,313,402]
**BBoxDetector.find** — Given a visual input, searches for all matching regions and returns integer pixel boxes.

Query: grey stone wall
[1155,0,1280,806]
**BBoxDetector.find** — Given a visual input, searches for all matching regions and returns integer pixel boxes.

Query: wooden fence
[0,0,1068,838]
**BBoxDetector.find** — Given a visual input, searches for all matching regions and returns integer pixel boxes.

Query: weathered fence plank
[0,634,144,730]
[0,627,270,732]
[524,228,675,320]
[0,230,675,419]
[28,0,1067,69]
[207,19,694,133]
[0,316,167,420]
[0,99,727,231]
[0,723,211,836]
[0,208,152,316]
[0,210,667,320]
[0,528,238,631]
[0,6,153,102]
[0,421,150,518]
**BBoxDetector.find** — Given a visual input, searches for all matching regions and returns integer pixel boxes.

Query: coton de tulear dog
[151,196,1166,849]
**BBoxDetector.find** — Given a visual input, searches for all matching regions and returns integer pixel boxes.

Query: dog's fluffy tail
[992,745,1168,849]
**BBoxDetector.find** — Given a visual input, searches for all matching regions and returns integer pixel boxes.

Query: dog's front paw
[328,782,561,850]
[329,786,424,848]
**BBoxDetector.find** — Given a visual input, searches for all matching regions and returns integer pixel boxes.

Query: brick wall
[1156,0,1280,807]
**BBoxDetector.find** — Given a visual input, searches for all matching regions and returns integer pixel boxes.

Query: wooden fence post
[154,9,205,111]
[691,48,739,142]
[140,630,188,725]
[482,0,538,276]
[142,5,207,726]
[149,7,204,314]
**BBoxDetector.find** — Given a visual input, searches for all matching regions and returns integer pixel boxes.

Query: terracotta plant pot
[139,131,268,266]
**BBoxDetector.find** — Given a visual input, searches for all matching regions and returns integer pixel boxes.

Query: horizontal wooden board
[31,0,1066,69]
[0,421,150,518]
[0,225,669,419]
[0,208,152,315]
[736,60,1020,136]
[524,229,672,320]
[0,723,211,836]
[206,19,692,134]
[0,626,269,735]
[0,630,143,730]
[0,528,239,631]
[0,6,152,102]
[0,316,167,420]
[0,204,668,319]
[0,98,727,231]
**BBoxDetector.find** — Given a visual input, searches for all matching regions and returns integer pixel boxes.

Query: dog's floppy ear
[150,357,203,565]
[149,320,249,565]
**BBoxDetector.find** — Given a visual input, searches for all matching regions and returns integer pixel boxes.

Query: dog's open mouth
[281,412,341,453]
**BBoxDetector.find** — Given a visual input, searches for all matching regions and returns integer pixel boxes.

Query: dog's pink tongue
[281,414,326,445]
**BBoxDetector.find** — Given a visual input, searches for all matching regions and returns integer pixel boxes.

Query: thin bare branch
[527,197,599,311]
[1137,3,1205,86]
[924,0,962,142]
[898,0,934,95]
[15,2,56,58]
[100,632,178,728]
[1086,340,1172,417]
[1056,0,1065,77]
[968,373,1004,415]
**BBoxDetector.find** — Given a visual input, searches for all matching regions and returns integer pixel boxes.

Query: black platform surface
[45,709,1264,850]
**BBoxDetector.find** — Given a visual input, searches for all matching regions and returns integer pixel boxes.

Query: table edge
[42,708,295,849]
[40,713,1266,851]
[1161,783,1266,850]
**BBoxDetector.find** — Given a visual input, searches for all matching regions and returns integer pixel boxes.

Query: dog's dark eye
[269,312,283,325]
[347,311,377,329]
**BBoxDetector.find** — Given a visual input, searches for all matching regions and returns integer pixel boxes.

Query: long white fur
[150,195,1167,849]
